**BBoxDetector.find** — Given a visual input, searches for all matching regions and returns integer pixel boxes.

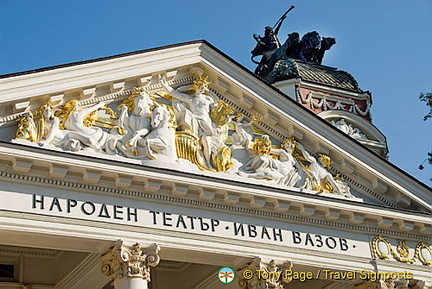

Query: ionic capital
[101,240,160,283]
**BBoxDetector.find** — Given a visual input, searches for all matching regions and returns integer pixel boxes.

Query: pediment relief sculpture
[330,118,369,141]
[13,75,354,198]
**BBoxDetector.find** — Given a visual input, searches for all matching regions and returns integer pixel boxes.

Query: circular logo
[218,267,235,284]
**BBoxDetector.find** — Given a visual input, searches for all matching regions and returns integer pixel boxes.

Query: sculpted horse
[251,31,336,76]
[139,103,177,160]
[265,32,301,74]
[115,90,154,158]
[251,32,301,76]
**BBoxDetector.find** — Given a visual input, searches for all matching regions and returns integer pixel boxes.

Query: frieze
[297,90,371,117]
[0,168,429,242]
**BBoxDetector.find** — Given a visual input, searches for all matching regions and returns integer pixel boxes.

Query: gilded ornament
[417,242,432,266]
[56,99,78,129]
[83,105,118,129]
[210,100,234,127]
[251,113,263,123]
[161,104,177,130]
[318,154,332,168]
[16,111,38,143]
[396,240,410,258]
[175,132,215,172]
[334,173,345,182]
[189,76,211,92]
[83,110,98,127]
[371,235,432,266]
[118,88,157,112]
[214,146,234,172]
[253,135,272,155]
[118,94,136,112]
[280,138,296,151]
[155,90,173,101]
[319,181,333,194]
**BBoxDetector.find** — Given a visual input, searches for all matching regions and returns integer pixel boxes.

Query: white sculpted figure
[115,89,154,157]
[240,136,300,185]
[139,103,177,160]
[62,100,111,152]
[295,142,353,197]
[230,114,254,148]
[159,75,224,168]
[38,103,106,152]
[332,119,368,140]
[159,75,216,136]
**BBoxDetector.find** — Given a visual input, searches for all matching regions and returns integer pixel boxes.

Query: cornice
[275,78,371,101]
[0,245,59,258]
[0,143,430,241]
[0,42,203,104]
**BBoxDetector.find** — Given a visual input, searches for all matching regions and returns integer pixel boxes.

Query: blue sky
[1,0,431,185]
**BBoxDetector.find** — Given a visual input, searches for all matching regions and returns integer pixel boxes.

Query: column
[101,240,160,289]
[237,257,293,289]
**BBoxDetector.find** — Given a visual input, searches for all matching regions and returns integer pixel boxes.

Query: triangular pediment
[0,40,430,219]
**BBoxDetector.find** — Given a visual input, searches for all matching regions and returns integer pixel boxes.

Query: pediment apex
[0,41,430,213]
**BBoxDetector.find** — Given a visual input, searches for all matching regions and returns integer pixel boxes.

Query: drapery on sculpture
[251,5,336,77]
[14,75,353,197]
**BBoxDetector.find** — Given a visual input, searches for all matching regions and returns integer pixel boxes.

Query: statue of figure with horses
[252,5,294,76]
[251,5,336,78]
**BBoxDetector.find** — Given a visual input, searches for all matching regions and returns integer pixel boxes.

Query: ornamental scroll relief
[238,257,293,289]
[371,235,432,267]
[13,75,353,198]
[100,240,160,283]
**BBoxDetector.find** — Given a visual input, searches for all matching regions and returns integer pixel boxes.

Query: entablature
[0,142,430,241]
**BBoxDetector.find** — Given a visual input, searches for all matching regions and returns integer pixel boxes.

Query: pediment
[0,41,430,215]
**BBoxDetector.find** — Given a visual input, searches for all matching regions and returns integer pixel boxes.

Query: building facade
[0,41,430,289]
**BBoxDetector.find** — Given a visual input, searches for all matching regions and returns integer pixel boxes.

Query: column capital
[238,257,292,289]
[101,240,160,283]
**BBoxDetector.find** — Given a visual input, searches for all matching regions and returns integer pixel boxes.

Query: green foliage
[419,91,432,121]
[418,92,432,171]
